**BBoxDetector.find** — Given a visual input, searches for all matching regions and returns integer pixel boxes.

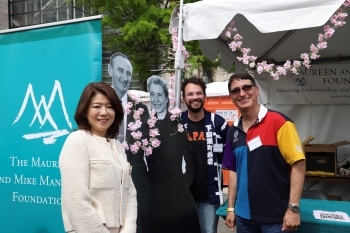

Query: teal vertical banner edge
[0,18,102,233]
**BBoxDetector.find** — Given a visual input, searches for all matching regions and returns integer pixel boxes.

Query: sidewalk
[218,216,236,233]
[217,188,237,233]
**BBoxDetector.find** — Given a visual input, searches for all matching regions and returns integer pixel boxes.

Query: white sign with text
[313,210,350,222]
[267,64,350,104]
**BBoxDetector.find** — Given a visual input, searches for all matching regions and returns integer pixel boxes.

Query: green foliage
[78,0,223,84]
[183,40,221,78]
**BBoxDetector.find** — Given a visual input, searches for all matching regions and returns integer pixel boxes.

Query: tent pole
[175,0,184,109]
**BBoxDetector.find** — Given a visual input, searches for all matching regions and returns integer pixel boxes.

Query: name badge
[213,144,223,152]
[247,136,262,151]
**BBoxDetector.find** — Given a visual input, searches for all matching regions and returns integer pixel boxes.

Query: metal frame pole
[174,0,184,108]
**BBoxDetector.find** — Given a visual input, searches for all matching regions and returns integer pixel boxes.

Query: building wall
[0,0,8,30]
[213,67,233,82]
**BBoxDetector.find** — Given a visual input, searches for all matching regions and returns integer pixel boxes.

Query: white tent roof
[170,1,350,199]
[168,0,350,158]
[206,81,229,97]
[170,0,349,71]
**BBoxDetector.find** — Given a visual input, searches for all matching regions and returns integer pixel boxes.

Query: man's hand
[225,211,236,231]
[282,209,300,232]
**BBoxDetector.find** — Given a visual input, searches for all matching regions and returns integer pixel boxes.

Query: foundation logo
[295,77,307,86]
[12,80,72,145]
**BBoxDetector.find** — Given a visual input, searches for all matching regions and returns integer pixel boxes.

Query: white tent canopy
[206,81,229,97]
[170,0,350,199]
[170,0,349,71]
[169,0,350,149]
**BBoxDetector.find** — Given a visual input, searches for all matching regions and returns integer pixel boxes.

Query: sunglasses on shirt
[229,84,255,96]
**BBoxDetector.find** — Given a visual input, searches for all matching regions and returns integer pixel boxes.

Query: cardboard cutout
[109,52,152,233]
[145,75,200,233]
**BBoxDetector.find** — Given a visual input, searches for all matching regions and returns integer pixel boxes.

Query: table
[305,174,350,189]
[297,198,350,233]
[216,199,350,232]
[306,174,350,181]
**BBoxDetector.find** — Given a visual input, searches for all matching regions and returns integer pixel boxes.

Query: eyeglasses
[229,84,255,96]
[185,91,204,98]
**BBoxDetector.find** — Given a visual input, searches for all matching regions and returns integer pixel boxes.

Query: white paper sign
[215,110,239,122]
[313,210,350,222]
[267,64,350,104]
[213,143,223,153]
[247,136,262,151]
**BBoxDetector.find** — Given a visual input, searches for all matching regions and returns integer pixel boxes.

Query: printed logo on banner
[12,80,72,145]
[295,77,307,86]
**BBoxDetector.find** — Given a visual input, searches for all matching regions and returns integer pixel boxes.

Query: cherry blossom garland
[225,0,350,80]
[171,28,190,66]
[123,74,184,155]
[143,109,161,156]
[122,91,161,156]
[169,27,189,135]
[168,75,185,135]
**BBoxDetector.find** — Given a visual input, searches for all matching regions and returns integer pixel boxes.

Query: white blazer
[59,130,137,233]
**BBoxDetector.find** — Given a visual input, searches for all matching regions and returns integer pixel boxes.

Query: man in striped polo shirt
[223,73,306,233]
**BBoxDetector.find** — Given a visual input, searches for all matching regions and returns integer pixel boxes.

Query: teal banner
[0,18,102,233]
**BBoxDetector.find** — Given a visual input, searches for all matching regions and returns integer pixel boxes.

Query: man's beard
[186,99,204,113]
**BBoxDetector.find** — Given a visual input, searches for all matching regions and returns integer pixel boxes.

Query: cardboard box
[302,135,350,175]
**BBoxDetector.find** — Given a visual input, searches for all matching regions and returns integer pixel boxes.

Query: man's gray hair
[109,52,130,67]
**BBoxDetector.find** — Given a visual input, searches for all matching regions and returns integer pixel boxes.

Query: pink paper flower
[241,48,251,54]
[317,42,327,49]
[151,138,161,148]
[291,67,299,74]
[131,131,142,140]
[147,118,156,128]
[257,65,264,74]
[324,28,335,38]
[276,67,287,76]
[149,129,160,137]
[233,34,243,40]
[303,60,311,68]
[310,53,320,60]
[135,140,141,147]
[125,102,133,114]
[127,91,140,104]
[300,53,309,60]
[219,3,349,81]
[122,141,129,150]
[310,44,318,53]
[127,120,141,131]
[229,41,239,51]
[145,147,153,156]
[142,138,149,147]
[284,60,291,70]
[318,33,324,42]
[130,143,139,154]
[177,124,184,133]
[169,107,181,115]
[293,60,301,68]
[270,72,279,80]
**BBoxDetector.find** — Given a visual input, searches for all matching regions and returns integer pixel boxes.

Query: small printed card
[313,210,350,222]
[213,143,223,152]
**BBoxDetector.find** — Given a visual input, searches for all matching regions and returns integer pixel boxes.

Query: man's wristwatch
[288,204,300,213]
[227,207,235,212]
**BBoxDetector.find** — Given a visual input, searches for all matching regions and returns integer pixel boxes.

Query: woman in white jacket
[59,82,137,233]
